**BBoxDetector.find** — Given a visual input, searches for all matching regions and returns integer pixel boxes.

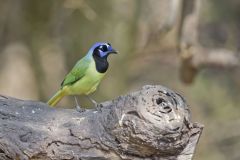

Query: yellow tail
[47,89,66,107]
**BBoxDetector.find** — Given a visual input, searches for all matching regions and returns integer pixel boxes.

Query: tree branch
[0,85,203,160]
[178,0,240,83]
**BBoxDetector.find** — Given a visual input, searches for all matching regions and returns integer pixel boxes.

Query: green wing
[61,56,91,87]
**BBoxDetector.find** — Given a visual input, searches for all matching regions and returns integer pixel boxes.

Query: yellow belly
[63,61,105,95]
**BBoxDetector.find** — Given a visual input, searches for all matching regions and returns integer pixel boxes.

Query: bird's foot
[76,105,85,113]
[90,99,103,111]
[74,96,85,112]
[87,96,99,108]
[94,103,103,111]
[90,103,103,111]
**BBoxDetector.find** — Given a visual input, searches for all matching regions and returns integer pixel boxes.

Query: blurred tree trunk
[178,0,240,84]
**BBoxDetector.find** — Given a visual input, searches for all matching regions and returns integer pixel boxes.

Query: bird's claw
[76,105,85,112]
[94,103,103,111]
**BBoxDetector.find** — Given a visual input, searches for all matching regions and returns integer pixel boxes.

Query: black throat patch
[93,55,109,73]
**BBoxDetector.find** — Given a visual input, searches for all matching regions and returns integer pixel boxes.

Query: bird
[47,42,117,111]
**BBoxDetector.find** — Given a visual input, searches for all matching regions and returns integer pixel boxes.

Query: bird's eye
[102,45,108,52]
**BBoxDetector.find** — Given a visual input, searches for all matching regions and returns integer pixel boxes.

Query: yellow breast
[64,60,106,95]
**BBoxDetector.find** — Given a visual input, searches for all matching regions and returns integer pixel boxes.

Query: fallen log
[0,85,203,160]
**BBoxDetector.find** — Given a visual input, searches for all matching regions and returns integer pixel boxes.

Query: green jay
[47,42,117,111]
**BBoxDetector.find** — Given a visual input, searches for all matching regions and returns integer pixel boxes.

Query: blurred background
[0,0,240,159]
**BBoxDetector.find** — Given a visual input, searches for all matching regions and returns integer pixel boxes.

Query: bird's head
[88,42,117,59]
[87,42,117,73]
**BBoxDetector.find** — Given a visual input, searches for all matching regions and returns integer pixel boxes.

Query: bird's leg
[74,96,85,112]
[86,96,103,110]
[86,95,98,107]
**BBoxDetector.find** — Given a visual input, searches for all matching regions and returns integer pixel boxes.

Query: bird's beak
[108,49,118,54]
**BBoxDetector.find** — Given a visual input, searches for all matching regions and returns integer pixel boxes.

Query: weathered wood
[0,85,203,160]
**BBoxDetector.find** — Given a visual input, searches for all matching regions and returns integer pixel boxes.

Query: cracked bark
[0,85,203,160]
